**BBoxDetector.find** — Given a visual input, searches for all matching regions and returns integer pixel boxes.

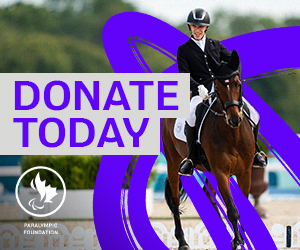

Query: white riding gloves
[198,85,210,100]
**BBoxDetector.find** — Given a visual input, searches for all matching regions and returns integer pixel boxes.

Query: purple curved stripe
[128,155,169,249]
[194,171,255,250]
[259,134,300,187]
[201,172,254,249]
[93,155,135,250]
[204,172,275,249]
[244,83,300,179]
[181,175,233,249]
[129,40,152,72]
[230,180,277,249]
[221,27,300,78]
[102,12,188,73]
[121,156,139,250]
[194,171,238,241]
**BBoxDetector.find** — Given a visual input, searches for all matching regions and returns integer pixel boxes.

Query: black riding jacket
[177,37,231,97]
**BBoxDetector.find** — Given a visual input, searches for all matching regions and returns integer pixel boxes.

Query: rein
[202,71,244,126]
[203,92,259,128]
[201,94,228,123]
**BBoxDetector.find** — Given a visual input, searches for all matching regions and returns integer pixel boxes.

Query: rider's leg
[178,122,198,176]
[178,96,202,176]
[243,98,267,168]
[253,122,268,168]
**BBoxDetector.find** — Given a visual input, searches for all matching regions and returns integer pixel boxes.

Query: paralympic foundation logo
[28,172,58,210]
[15,166,66,217]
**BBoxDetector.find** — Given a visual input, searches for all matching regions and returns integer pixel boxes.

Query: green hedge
[20,155,102,189]
[20,155,157,190]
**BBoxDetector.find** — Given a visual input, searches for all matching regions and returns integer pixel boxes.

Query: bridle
[205,70,244,126]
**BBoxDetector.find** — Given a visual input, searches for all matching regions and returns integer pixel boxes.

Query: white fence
[1,222,300,249]
[153,221,300,249]
[0,224,100,250]
[19,188,94,219]
[18,188,154,219]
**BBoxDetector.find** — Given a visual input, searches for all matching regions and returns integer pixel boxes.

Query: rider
[177,8,267,176]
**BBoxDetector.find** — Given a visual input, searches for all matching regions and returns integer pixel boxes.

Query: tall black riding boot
[253,122,267,168]
[178,122,198,176]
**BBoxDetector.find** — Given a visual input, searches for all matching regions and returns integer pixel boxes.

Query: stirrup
[260,151,268,165]
[253,151,267,168]
[180,158,194,166]
[178,158,194,176]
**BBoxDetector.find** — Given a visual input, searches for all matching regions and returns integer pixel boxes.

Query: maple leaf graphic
[30,172,57,203]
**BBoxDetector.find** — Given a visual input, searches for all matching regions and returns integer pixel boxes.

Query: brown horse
[161,50,255,250]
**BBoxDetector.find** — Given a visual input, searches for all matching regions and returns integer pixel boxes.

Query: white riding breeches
[186,95,260,127]
[186,95,203,127]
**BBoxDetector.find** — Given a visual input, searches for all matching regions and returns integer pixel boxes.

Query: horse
[161,50,255,250]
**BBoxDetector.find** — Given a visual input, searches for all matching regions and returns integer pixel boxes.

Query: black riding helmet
[187,8,210,29]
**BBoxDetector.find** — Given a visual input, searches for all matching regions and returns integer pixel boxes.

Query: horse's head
[208,50,243,128]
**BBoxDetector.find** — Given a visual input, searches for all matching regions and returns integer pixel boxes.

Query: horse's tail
[165,177,188,215]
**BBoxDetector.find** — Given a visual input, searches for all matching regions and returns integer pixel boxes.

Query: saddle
[174,98,216,144]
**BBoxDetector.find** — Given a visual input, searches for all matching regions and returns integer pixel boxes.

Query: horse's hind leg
[165,173,189,250]
[215,172,244,250]
[162,118,189,249]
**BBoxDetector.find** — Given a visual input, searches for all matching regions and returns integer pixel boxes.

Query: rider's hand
[198,85,210,100]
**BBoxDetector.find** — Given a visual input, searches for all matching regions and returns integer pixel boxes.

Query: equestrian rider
[177,8,267,176]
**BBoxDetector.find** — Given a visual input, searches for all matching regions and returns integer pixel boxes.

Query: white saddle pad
[174,98,216,143]
[174,118,187,142]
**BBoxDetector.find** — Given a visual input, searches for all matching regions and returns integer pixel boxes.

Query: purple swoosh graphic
[93,155,135,250]
[181,175,233,249]
[94,12,300,249]
[128,155,169,249]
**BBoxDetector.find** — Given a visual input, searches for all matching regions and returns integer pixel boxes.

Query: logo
[175,121,183,133]
[15,166,66,217]
[29,172,58,210]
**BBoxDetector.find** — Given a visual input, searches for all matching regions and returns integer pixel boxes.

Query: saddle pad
[174,118,186,142]
[174,98,216,143]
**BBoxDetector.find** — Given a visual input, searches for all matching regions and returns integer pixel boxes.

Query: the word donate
[0,73,189,155]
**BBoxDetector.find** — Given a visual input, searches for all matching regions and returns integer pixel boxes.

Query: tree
[248,69,300,133]
[0,31,111,73]
[284,17,300,27]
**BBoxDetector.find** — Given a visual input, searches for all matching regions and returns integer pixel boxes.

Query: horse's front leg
[236,168,252,198]
[215,172,244,250]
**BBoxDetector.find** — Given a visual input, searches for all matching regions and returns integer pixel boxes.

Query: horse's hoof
[231,239,244,250]
[179,245,190,250]
[231,240,237,250]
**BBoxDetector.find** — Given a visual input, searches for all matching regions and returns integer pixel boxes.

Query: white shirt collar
[191,35,206,52]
